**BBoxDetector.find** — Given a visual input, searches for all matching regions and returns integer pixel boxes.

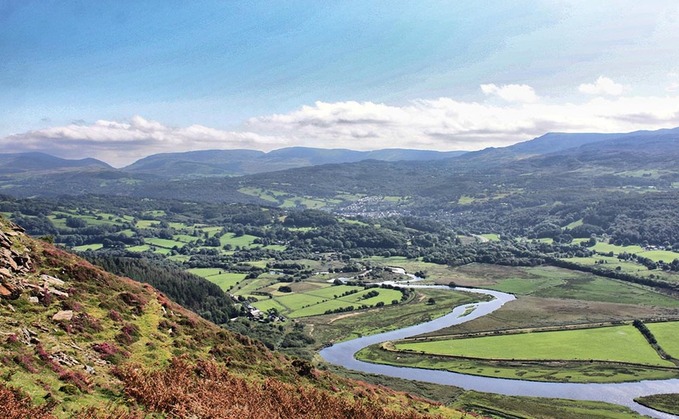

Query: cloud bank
[578,76,627,96]
[480,83,539,103]
[3,79,679,167]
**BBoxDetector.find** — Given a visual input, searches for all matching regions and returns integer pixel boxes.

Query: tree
[66,216,87,228]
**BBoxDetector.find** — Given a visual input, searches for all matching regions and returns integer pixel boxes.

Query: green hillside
[0,217,460,418]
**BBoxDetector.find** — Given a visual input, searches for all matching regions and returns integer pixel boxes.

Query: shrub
[0,384,56,418]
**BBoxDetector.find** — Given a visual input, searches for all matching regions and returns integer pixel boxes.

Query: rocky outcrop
[0,221,71,303]
[0,222,32,300]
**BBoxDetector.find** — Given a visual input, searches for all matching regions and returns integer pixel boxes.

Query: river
[319,285,679,418]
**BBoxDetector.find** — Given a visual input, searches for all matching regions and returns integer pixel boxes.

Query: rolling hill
[0,152,112,175]
[122,147,466,178]
[0,127,678,210]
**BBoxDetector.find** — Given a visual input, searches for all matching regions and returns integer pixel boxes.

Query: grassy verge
[634,394,679,415]
[356,343,679,383]
[324,366,643,418]
[455,391,643,419]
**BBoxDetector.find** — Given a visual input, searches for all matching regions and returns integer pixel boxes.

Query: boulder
[52,310,74,322]
[41,274,65,287]
[48,287,69,298]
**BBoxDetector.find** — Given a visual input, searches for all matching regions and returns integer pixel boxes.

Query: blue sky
[2,1,679,165]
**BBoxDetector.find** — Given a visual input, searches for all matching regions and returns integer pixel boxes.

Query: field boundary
[378,341,679,371]
[399,318,679,343]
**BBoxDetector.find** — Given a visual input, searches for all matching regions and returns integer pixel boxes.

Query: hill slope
[122,147,466,178]
[0,152,111,175]
[0,217,457,418]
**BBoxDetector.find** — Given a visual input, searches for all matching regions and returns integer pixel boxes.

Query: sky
[2,0,679,167]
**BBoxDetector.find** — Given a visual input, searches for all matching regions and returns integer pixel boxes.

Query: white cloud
[578,76,627,96]
[245,93,679,151]
[0,116,285,167]
[3,92,679,167]
[480,83,539,103]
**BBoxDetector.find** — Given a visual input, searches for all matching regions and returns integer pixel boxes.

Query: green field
[249,284,403,318]
[640,250,679,263]
[219,233,258,248]
[173,234,197,243]
[141,210,166,217]
[145,237,185,249]
[394,325,672,366]
[457,195,475,204]
[237,187,284,202]
[281,197,330,209]
[187,268,247,291]
[647,322,679,358]
[243,260,270,269]
[136,219,159,229]
[590,242,646,256]
[592,242,679,263]
[528,275,679,307]
[356,323,679,383]
[479,233,500,241]
[127,244,151,252]
[73,243,104,251]
[564,219,584,229]
[452,265,679,308]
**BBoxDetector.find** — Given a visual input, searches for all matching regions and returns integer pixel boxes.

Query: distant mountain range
[122,147,467,178]
[1,127,678,203]
[0,147,465,179]
[0,152,112,175]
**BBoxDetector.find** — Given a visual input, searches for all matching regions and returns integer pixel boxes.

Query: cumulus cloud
[245,94,679,151]
[0,116,285,167]
[480,83,539,103]
[578,76,627,96]
[3,91,679,167]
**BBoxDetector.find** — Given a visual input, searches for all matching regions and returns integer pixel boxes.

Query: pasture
[357,323,679,383]
[647,321,679,358]
[187,268,247,291]
[394,325,672,366]
[250,284,403,318]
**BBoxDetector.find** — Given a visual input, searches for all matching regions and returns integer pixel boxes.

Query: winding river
[319,285,679,418]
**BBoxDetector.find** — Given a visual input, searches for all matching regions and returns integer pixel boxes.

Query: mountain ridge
[0,152,112,176]
[1,126,678,202]
[122,146,468,178]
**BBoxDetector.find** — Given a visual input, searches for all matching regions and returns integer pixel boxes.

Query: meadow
[251,284,403,318]
[187,268,247,291]
[357,322,679,383]
[647,321,679,358]
[394,325,671,366]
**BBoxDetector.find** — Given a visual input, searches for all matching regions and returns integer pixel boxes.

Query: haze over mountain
[1,126,677,205]
[122,147,467,178]
[0,152,111,175]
